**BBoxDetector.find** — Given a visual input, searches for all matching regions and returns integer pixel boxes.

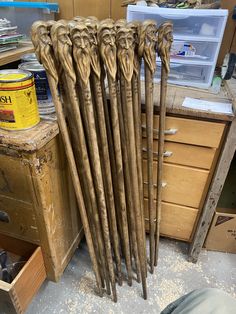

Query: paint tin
[21,53,38,63]
[19,61,54,108]
[0,70,40,130]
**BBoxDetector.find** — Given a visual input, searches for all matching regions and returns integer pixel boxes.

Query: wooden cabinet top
[0,120,59,152]
[140,81,236,122]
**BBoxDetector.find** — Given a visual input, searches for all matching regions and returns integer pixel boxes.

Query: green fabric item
[161,288,236,314]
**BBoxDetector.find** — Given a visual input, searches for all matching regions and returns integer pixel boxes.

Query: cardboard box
[205,208,236,254]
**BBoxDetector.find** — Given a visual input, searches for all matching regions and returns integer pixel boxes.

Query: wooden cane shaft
[63,79,111,294]
[116,76,141,284]
[123,77,147,299]
[80,83,118,302]
[154,67,168,266]
[90,74,125,287]
[145,64,155,273]
[47,76,103,297]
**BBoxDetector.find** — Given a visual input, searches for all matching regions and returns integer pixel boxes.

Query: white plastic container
[127,6,228,89]
[0,1,59,38]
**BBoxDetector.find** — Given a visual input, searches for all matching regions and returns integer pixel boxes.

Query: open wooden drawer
[0,234,46,314]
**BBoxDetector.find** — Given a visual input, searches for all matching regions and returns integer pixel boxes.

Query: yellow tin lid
[0,70,33,82]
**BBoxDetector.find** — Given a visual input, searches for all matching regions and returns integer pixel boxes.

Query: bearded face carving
[51,23,76,83]
[139,20,157,75]
[85,21,101,79]
[117,28,134,82]
[98,24,117,81]
[158,22,173,73]
[31,22,58,83]
[71,24,91,86]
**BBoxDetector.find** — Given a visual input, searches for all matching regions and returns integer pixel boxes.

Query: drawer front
[0,154,32,203]
[143,160,209,208]
[142,139,216,170]
[144,199,198,241]
[0,196,39,243]
[142,114,226,148]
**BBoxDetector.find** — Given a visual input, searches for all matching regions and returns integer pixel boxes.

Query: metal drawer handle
[142,148,173,158]
[0,211,10,223]
[142,125,178,135]
[164,128,178,135]
[143,181,167,188]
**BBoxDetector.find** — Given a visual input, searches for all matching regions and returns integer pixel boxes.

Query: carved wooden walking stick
[154,22,173,266]
[139,20,157,274]
[70,22,119,302]
[31,21,103,297]
[117,27,147,299]
[84,19,127,287]
[50,21,112,294]
[98,21,135,288]
[128,21,147,276]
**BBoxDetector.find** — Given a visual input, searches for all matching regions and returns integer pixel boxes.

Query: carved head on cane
[127,21,141,76]
[158,22,173,74]
[70,23,91,86]
[138,20,157,75]
[31,21,58,83]
[51,22,76,83]
[97,21,117,80]
[85,19,101,78]
[116,27,134,82]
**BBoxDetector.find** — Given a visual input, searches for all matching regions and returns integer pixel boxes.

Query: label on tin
[0,77,40,130]
[34,71,53,104]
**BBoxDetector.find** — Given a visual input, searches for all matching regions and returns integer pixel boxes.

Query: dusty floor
[27,238,236,314]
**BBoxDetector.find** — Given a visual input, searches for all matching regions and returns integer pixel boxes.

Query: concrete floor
[27,238,236,314]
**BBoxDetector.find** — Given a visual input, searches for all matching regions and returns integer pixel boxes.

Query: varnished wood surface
[0,45,34,67]
[142,114,226,148]
[144,199,199,242]
[142,139,216,170]
[143,160,209,208]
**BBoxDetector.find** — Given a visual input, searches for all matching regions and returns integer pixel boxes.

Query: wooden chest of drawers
[142,113,227,242]
[0,121,83,282]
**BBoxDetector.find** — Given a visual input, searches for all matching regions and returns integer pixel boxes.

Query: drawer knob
[142,148,173,158]
[143,181,167,188]
[142,125,178,135]
[0,211,10,223]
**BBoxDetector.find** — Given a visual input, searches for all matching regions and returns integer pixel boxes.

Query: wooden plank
[143,160,209,208]
[73,0,110,19]
[189,117,236,262]
[13,247,46,313]
[142,114,226,148]
[0,45,34,67]
[111,0,126,20]
[0,121,59,153]
[144,199,199,242]
[142,138,216,170]
[0,195,39,243]
[49,0,74,20]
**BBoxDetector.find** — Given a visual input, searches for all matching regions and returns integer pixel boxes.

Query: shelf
[0,45,34,66]
[157,57,213,66]
[173,34,220,43]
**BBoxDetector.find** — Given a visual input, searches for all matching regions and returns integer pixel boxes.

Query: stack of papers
[0,18,25,53]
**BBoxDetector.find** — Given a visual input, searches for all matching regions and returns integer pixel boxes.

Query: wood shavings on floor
[27,238,236,314]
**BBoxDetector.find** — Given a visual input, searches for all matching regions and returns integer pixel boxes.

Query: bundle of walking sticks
[31,17,173,302]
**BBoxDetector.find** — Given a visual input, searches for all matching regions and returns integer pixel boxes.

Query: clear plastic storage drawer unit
[127,6,228,89]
